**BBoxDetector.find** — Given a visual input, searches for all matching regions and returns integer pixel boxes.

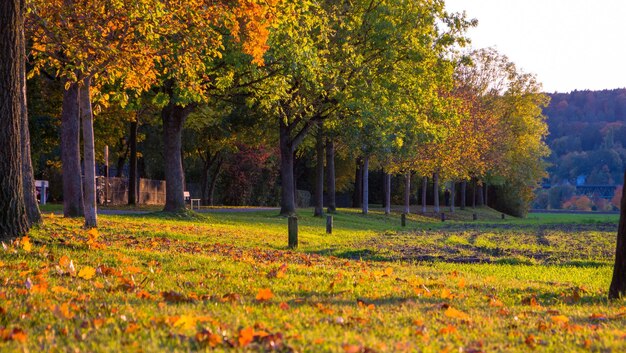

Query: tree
[609,170,626,299]
[0,0,30,239]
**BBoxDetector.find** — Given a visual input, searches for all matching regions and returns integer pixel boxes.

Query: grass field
[1,207,624,352]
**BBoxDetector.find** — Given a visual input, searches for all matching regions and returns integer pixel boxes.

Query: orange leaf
[458,278,466,288]
[384,267,393,276]
[444,307,470,320]
[342,344,362,353]
[256,288,273,301]
[59,255,70,268]
[551,315,569,324]
[238,327,254,347]
[440,288,453,299]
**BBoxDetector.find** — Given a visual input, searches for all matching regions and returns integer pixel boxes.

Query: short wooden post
[326,215,333,234]
[288,216,298,248]
[441,213,445,222]
[401,213,406,227]
[472,213,477,221]
[501,213,505,220]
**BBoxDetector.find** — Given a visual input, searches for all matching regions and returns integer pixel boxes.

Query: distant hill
[543,88,626,186]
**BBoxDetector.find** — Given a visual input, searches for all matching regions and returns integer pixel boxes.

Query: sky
[444,0,626,93]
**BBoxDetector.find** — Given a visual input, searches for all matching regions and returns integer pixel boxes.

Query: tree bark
[314,126,324,217]
[609,170,626,299]
[404,172,411,214]
[421,176,428,214]
[353,158,363,208]
[80,77,97,228]
[115,138,128,177]
[449,182,456,213]
[484,182,489,207]
[433,172,440,213]
[477,182,484,206]
[0,0,29,240]
[61,81,83,217]
[384,172,391,215]
[472,178,477,209]
[461,180,467,210]
[161,100,191,213]
[325,138,336,213]
[208,158,222,206]
[362,155,369,214]
[128,119,138,205]
[279,120,296,216]
[19,17,40,225]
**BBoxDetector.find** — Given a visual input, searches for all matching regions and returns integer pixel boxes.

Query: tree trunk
[609,170,626,299]
[461,180,467,210]
[421,176,428,214]
[0,0,29,240]
[80,77,97,228]
[19,19,40,225]
[128,119,138,205]
[353,158,363,208]
[362,155,369,214]
[279,121,296,216]
[161,101,190,213]
[208,158,222,206]
[61,81,83,217]
[325,138,336,213]
[115,139,128,177]
[477,182,484,206]
[450,182,455,213]
[484,182,489,207]
[314,127,324,217]
[433,172,440,213]
[384,172,391,215]
[472,178,477,208]
[404,172,411,214]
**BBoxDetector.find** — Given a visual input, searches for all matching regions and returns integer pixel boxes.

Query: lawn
[1,207,625,352]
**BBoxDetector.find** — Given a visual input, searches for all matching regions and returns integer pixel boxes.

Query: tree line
[3,0,549,235]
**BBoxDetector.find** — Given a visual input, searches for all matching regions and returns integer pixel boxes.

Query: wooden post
[401,213,406,227]
[501,213,505,220]
[441,213,445,222]
[326,215,333,234]
[104,145,109,205]
[288,216,298,248]
[473,213,477,221]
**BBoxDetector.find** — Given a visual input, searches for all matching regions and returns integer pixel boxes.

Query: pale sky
[444,0,626,93]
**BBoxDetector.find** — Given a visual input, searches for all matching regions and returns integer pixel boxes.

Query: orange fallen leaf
[440,288,453,299]
[384,267,393,276]
[444,307,470,320]
[458,278,466,288]
[342,344,362,353]
[239,327,254,347]
[256,288,273,301]
[59,255,70,268]
[551,315,569,324]
[78,266,96,280]
[438,324,457,335]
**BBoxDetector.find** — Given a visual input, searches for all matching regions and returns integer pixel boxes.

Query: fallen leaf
[551,315,569,324]
[59,255,70,268]
[239,327,254,347]
[78,266,96,280]
[22,237,32,252]
[444,307,470,320]
[384,267,393,276]
[256,288,273,302]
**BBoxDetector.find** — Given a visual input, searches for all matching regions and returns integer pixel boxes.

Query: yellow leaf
[78,266,96,280]
[551,315,569,324]
[440,288,453,299]
[384,267,393,276]
[22,236,32,252]
[444,307,470,320]
[87,228,99,240]
[173,315,197,331]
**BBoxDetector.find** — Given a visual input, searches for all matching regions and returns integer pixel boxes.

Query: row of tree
[3,0,550,240]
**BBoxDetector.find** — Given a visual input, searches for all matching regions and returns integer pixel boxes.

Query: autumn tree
[0,0,30,239]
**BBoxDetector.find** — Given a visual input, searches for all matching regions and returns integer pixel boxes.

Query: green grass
[1,207,625,352]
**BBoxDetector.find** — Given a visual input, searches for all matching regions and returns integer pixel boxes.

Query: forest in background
[536,88,626,210]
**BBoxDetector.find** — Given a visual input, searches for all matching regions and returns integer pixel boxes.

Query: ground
[0,207,624,352]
